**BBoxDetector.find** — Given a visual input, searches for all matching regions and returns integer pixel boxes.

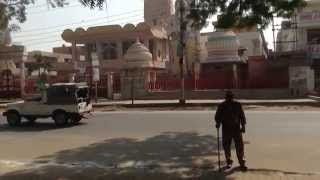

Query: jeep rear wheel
[53,111,68,126]
[7,111,21,126]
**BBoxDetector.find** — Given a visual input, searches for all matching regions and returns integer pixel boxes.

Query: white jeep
[2,83,93,126]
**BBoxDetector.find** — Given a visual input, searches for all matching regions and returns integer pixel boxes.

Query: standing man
[215,91,247,171]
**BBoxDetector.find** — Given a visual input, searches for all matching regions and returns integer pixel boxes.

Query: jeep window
[76,87,89,102]
[47,85,77,105]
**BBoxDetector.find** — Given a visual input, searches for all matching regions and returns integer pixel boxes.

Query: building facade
[276,0,320,94]
[61,22,170,99]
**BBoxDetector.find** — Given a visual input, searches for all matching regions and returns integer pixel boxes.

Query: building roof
[62,22,168,43]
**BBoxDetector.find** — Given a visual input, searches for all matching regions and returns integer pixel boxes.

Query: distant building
[276,0,320,94]
[0,29,27,97]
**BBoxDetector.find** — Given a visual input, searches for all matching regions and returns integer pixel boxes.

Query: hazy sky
[12,0,282,52]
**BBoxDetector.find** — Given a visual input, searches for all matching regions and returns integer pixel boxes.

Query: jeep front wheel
[53,111,68,126]
[70,115,82,124]
[7,111,21,126]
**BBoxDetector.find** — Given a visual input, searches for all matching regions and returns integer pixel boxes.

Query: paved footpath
[228,171,320,180]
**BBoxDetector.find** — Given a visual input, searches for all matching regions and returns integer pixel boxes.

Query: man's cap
[225,90,234,98]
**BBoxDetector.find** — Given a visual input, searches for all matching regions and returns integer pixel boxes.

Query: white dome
[124,41,152,62]
[205,30,241,63]
[124,41,154,69]
[0,60,17,73]
[206,30,240,50]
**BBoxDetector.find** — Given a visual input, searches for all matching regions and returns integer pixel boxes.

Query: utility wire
[13,9,143,34]
[14,13,144,40]
[22,17,144,45]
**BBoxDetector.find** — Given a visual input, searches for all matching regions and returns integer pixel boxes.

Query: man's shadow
[0,132,235,180]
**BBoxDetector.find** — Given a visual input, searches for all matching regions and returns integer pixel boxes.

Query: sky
[12,0,282,52]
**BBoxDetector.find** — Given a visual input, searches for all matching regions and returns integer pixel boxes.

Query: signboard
[91,52,100,82]
[92,68,100,82]
[299,11,320,27]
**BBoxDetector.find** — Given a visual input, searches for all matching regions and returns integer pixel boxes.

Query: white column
[107,72,114,99]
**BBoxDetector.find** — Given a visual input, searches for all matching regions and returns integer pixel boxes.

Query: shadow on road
[0,132,237,180]
[0,121,87,132]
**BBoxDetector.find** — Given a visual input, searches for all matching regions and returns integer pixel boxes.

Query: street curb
[93,101,320,108]
[1,101,319,109]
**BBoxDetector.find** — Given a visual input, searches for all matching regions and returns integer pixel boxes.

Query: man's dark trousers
[222,127,245,165]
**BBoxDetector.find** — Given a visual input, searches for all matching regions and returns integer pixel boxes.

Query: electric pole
[179,0,186,105]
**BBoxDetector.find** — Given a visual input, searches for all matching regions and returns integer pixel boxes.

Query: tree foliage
[0,0,67,30]
[188,0,307,30]
[27,53,52,79]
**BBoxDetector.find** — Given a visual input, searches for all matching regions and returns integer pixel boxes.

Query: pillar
[116,41,123,60]
[144,39,149,50]
[96,42,103,61]
[233,64,238,89]
[71,41,77,82]
[152,39,157,61]
[20,50,27,98]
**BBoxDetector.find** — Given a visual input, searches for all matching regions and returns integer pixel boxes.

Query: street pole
[272,17,277,61]
[95,81,98,103]
[87,45,93,101]
[20,50,27,98]
[131,78,134,105]
[179,0,186,105]
[5,59,9,97]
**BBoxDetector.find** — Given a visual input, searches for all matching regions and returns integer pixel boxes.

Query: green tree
[27,53,52,79]
[187,0,307,30]
[0,0,67,30]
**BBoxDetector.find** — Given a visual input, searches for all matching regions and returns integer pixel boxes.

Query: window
[308,29,320,44]
[122,41,135,54]
[102,43,117,60]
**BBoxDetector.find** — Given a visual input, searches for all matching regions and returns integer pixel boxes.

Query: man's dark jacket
[215,101,246,130]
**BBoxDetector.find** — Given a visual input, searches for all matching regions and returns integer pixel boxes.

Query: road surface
[0,111,320,176]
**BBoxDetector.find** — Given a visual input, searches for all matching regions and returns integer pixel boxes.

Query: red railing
[148,74,288,91]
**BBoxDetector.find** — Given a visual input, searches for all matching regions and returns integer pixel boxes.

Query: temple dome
[205,30,242,63]
[124,41,153,69]
[0,60,17,74]
[207,30,240,50]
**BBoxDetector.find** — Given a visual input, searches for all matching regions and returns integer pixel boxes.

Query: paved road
[0,111,320,178]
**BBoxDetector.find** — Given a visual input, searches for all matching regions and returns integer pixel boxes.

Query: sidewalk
[92,98,320,108]
[0,98,319,108]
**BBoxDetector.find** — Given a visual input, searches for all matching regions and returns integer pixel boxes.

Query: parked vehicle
[2,83,93,126]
